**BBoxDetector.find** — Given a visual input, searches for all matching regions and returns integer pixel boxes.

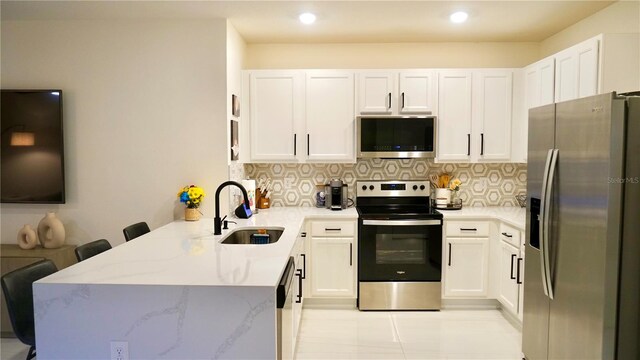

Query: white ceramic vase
[17,224,38,250]
[37,212,66,248]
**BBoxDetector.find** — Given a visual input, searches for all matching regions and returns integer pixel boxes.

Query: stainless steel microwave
[357,116,437,159]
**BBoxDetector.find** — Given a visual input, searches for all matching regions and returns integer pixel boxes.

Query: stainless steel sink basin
[220,227,284,245]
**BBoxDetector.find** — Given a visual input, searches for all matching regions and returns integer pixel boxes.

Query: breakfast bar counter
[33,207,357,359]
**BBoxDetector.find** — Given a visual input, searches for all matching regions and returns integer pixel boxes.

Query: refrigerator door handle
[543,149,559,300]
[539,149,554,298]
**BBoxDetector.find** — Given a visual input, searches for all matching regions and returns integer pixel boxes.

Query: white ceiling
[1,1,615,43]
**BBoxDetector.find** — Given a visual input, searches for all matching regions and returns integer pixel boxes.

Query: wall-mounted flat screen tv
[1,90,65,203]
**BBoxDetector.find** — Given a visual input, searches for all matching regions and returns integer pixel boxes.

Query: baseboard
[499,307,523,331]
[303,297,357,309]
[441,298,501,310]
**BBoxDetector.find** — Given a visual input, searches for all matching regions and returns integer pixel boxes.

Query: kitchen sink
[220,227,284,245]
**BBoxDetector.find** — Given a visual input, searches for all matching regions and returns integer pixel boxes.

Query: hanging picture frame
[230,120,239,161]
[232,94,240,117]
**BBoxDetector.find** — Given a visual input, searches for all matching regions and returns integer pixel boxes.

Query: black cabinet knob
[413,185,418,190]
[369,185,374,190]
[362,185,367,190]
[420,185,425,190]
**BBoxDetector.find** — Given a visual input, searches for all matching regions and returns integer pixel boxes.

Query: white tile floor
[1,309,522,359]
[295,309,523,360]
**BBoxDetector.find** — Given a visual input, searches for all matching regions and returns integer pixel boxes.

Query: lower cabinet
[444,237,489,297]
[498,241,520,314]
[306,219,357,298]
[310,237,355,297]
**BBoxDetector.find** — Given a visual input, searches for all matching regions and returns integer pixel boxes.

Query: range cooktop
[355,180,442,220]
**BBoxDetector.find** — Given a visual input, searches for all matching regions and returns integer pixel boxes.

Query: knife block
[256,189,271,209]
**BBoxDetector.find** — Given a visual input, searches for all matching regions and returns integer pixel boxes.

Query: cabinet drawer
[311,221,355,237]
[445,221,489,237]
[499,223,522,248]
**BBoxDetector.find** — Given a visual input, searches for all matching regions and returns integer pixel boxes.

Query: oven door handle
[362,219,441,226]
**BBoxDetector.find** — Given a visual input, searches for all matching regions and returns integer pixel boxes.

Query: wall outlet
[110,341,129,360]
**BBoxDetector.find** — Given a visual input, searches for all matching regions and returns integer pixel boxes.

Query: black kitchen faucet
[214,181,252,235]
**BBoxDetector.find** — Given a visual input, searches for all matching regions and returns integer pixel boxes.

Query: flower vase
[185,208,201,221]
[37,212,66,248]
[17,224,38,250]
[451,190,461,206]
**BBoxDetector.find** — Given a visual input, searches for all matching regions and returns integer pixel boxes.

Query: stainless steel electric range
[356,180,443,311]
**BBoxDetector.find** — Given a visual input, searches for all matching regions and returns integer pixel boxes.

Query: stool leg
[26,345,36,360]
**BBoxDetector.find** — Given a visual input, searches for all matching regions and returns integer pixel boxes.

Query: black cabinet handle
[307,134,310,156]
[301,253,306,279]
[401,92,405,109]
[300,232,307,238]
[349,243,353,266]
[293,134,297,156]
[388,93,392,109]
[480,133,484,156]
[460,228,477,231]
[448,243,452,266]
[295,269,302,303]
[325,228,342,231]
[502,232,513,238]
[467,134,471,156]
[516,258,523,284]
[510,254,517,280]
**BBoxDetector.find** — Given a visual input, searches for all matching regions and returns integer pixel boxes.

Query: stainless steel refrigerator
[522,92,639,360]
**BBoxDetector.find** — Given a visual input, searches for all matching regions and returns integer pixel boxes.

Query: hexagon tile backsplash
[236,159,526,207]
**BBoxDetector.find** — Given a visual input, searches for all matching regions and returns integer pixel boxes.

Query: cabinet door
[305,71,355,162]
[576,38,599,99]
[518,242,525,321]
[444,237,489,297]
[310,237,355,297]
[474,70,512,162]
[555,48,578,102]
[538,57,555,106]
[525,64,540,109]
[399,71,436,114]
[358,72,395,114]
[249,71,302,161]
[498,241,519,315]
[437,71,473,161]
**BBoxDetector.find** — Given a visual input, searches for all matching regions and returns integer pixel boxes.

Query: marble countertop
[438,206,526,230]
[38,207,358,288]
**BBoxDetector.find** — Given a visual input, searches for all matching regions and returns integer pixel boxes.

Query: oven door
[358,219,442,281]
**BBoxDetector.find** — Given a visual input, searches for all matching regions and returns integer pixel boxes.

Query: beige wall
[246,42,540,69]
[540,1,640,57]
[1,19,230,246]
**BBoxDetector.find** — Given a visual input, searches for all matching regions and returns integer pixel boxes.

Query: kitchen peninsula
[33,208,357,359]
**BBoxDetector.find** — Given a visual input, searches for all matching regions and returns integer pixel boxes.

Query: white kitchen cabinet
[438,69,514,162]
[525,56,555,109]
[358,72,395,114]
[398,71,437,114]
[498,241,520,315]
[249,70,303,161]
[310,237,355,298]
[474,70,513,162]
[305,71,355,162]
[444,237,489,297]
[554,37,599,103]
[437,70,473,161]
[357,71,436,115]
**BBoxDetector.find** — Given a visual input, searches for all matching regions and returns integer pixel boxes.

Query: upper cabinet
[305,71,355,162]
[554,37,599,103]
[249,71,303,162]
[246,70,355,163]
[437,69,514,163]
[357,71,436,115]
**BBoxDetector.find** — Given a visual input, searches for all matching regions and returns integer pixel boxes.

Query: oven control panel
[357,180,430,197]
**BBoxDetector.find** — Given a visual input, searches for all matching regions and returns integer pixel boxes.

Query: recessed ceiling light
[450,11,468,24]
[299,12,316,25]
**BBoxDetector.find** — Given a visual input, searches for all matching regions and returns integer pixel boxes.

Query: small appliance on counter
[325,179,348,210]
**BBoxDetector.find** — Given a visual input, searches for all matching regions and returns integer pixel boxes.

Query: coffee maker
[325,179,348,210]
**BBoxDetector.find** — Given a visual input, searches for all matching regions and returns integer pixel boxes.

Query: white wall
[1,19,230,246]
[246,42,541,69]
[540,1,640,57]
